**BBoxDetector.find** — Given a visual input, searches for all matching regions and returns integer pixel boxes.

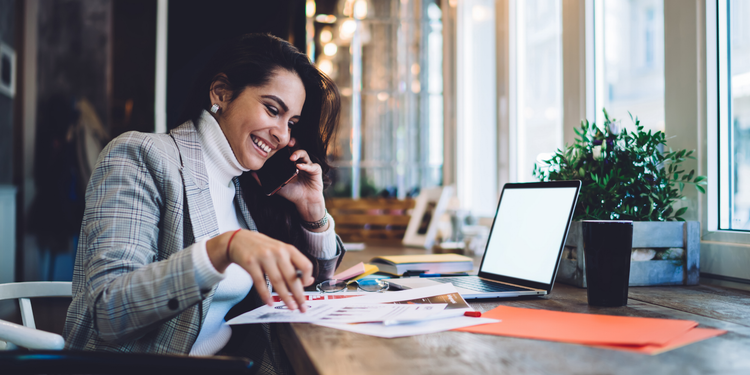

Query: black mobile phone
[255,148,299,196]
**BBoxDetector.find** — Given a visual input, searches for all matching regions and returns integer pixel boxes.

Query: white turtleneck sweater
[188,110,337,356]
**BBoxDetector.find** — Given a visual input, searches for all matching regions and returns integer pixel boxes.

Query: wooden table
[279,246,750,374]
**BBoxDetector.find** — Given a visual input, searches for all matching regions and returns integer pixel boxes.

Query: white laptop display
[389,181,581,299]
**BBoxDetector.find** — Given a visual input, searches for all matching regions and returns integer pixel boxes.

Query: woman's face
[213,69,306,170]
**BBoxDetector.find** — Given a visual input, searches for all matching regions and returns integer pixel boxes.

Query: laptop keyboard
[429,277,529,293]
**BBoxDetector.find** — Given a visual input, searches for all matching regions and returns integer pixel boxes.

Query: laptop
[389,180,581,299]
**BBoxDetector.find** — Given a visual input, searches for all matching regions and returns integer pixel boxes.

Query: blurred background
[0,0,748,285]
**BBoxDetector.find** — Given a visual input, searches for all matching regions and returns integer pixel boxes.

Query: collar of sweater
[196,110,250,187]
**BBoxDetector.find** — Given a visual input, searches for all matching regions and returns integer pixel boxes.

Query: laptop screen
[480,184,579,284]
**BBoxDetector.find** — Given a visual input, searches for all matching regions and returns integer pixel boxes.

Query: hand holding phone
[255,148,299,196]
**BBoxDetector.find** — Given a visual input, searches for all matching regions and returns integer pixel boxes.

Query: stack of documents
[453,306,727,355]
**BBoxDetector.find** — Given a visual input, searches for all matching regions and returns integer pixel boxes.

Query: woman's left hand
[253,137,328,230]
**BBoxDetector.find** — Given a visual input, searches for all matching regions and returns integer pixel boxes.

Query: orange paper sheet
[593,327,727,355]
[454,306,699,346]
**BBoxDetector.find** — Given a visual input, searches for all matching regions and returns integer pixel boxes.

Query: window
[596,0,664,132]
[315,0,444,198]
[512,0,563,182]
[456,0,497,216]
[718,0,750,230]
[424,2,444,189]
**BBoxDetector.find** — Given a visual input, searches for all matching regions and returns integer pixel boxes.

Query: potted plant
[534,109,706,286]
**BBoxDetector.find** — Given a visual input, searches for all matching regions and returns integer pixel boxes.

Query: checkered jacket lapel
[170,123,221,242]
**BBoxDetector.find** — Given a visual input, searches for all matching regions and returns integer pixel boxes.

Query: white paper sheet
[313,283,500,338]
[270,292,366,303]
[230,283,500,338]
[316,317,500,338]
[227,301,447,324]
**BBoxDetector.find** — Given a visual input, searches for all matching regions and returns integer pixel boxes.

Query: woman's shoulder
[101,130,181,171]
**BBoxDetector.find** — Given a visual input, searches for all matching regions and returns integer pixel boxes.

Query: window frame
[701,0,750,281]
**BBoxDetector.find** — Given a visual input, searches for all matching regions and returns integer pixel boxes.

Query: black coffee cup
[582,220,634,307]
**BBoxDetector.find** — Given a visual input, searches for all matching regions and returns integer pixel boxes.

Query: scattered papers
[233,284,499,338]
[237,284,500,338]
[227,301,447,325]
[314,284,499,338]
[271,292,365,303]
[317,316,498,339]
[453,305,727,355]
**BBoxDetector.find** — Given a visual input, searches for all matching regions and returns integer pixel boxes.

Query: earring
[210,103,220,114]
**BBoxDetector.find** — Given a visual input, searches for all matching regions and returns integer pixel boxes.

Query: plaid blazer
[63,121,344,357]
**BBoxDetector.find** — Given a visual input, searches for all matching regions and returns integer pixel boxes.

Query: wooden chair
[0,282,254,374]
[326,198,416,244]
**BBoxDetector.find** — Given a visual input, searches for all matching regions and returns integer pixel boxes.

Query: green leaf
[675,207,688,217]
[538,108,702,223]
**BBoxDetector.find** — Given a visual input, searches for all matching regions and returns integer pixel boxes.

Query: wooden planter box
[556,221,699,287]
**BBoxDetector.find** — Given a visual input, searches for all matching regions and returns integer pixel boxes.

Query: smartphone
[255,148,299,196]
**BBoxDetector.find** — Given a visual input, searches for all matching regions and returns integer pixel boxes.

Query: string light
[315,14,337,24]
[318,59,333,76]
[340,19,357,40]
[353,0,368,19]
[324,43,338,56]
[305,0,316,18]
[320,29,333,43]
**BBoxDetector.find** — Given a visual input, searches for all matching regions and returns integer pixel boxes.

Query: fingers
[246,262,273,307]
[269,258,309,313]
[229,231,313,312]
[264,264,301,312]
[295,162,322,176]
[291,250,315,286]
[286,149,324,181]
[290,149,312,165]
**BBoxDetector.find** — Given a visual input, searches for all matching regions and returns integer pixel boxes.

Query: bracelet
[301,209,329,230]
[226,229,242,262]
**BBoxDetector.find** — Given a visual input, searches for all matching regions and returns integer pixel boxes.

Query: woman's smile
[211,68,306,170]
[250,134,276,157]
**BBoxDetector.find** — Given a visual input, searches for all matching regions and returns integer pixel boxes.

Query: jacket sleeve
[311,235,346,283]
[78,132,206,343]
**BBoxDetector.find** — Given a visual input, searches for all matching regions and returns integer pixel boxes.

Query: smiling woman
[63,34,344,374]
[209,69,305,170]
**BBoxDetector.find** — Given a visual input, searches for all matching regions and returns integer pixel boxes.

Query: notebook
[389,180,581,299]
[369,254,474,275]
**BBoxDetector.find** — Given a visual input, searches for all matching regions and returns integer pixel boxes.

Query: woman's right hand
[206,230,314,312]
